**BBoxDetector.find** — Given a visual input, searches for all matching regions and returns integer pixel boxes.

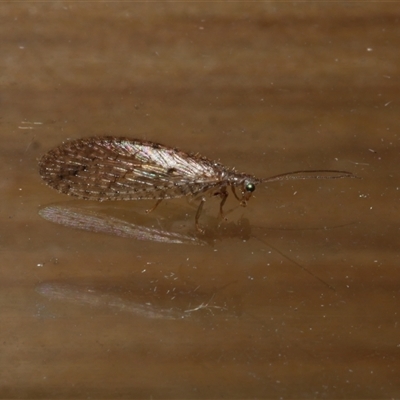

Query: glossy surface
[1,3,400,399]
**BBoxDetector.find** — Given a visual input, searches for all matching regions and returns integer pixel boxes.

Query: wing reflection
[38,202,254,244]
[39,203,206,245]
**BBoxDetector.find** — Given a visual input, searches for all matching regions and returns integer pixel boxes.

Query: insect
[39,136,355,232]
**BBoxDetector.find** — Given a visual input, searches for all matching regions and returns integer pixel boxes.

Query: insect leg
[230,184,241,202]
[231,184,248,207]
[146,198,164,214]
[195,197,206,233]
[218,187,229,218]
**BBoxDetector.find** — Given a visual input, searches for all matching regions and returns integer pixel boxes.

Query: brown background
[1,2,400,398]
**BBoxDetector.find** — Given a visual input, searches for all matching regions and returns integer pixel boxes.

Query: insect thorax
[226,171,258,190]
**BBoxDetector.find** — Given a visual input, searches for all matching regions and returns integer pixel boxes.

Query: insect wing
[39,137,221,201]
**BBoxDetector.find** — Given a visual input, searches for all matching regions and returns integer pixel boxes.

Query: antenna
[261,170,357,184]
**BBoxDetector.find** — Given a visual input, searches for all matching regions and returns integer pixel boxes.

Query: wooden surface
[1,3,400,398]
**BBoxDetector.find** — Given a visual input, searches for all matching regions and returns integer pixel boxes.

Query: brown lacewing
[39,136,355,231]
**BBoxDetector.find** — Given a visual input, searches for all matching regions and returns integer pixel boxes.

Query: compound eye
[245,182,256,193]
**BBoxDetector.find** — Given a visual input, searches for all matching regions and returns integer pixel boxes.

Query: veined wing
[39,136,222,201]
